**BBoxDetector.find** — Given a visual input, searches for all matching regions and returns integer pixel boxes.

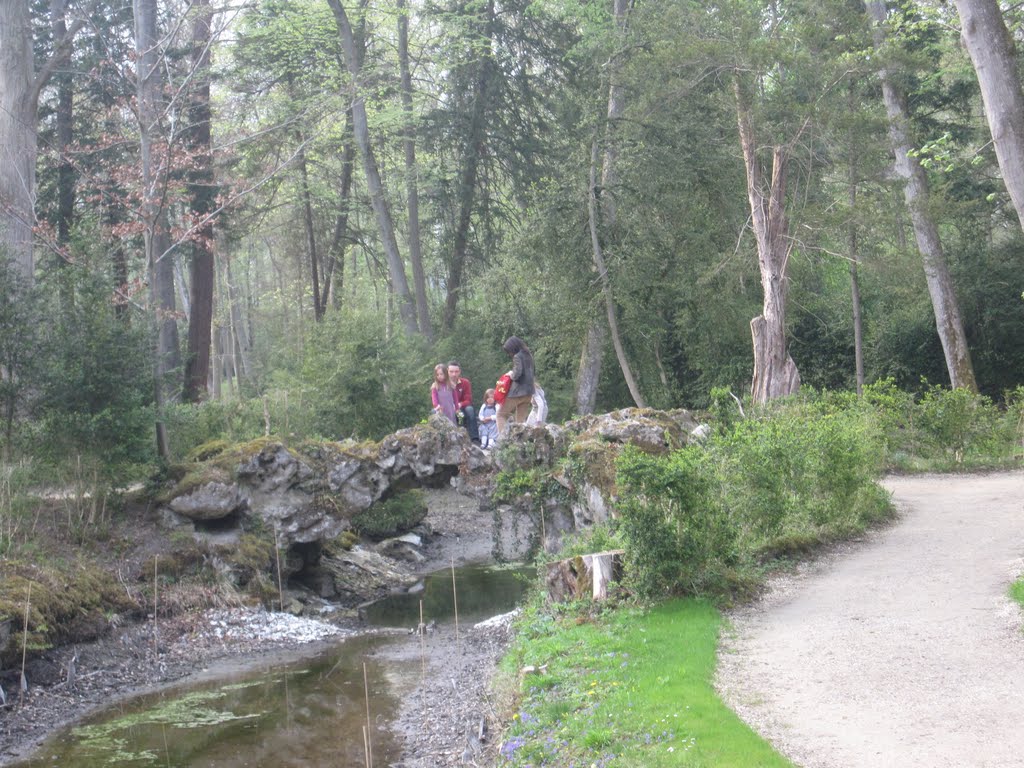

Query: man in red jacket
[447,361,479,444]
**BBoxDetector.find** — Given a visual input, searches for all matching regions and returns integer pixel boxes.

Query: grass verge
[1010,576,1024,609]
[495,598,792,767]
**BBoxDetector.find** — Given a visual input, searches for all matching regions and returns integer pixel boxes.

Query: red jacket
[494,374,512,405]
[452,377,473,410]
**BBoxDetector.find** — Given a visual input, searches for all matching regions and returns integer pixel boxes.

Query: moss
[565,438,623,497]
[350,490,428,540]
[185,439,232,463]
[324,530,359,555]
[0,561,138,665]
[226,532,275,582]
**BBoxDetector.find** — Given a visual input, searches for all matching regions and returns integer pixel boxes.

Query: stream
[11,564,532,768]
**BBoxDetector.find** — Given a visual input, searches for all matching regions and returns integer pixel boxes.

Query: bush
[301,308,432,439]
[615,445,736,597]
[350,489,428,539]
[610,397,891,598]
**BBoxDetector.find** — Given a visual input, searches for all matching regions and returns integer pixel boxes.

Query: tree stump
[544,550,624,602]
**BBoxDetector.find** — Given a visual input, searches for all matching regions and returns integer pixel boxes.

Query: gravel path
[717,472,1024,768]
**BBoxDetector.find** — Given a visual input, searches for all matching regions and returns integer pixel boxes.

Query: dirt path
[717,472,1024,768]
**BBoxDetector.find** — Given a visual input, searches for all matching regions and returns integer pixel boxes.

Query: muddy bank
[0,487,529,767]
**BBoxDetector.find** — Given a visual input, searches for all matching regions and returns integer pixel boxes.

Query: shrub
[350,489,428,539]
[615,445,736,597]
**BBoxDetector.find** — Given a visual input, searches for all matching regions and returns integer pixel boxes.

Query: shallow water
[13,563,532,767]
[363,562,533,628]
[13,634,409,768]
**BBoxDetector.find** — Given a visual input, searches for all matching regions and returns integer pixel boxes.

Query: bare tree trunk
[135,0,179,457]
[441,0,494,333]
[321,118,355,311]
[183,0,215,403]
[865,0,977,391]
[575,0,632,414]
[51,0,74,249]
[296,139,324,321]
[588,141,645,407]
[0,0,37,281]
[397,0,432,339]
[848,88,865,395]
[224,255,250,382]
[574,321,604,416]
[953,0,1024,233]
[327,0,419,336]
[734,75,801,403]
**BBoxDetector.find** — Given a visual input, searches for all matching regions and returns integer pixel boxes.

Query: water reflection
[13,635,410,768]
[13,563,533,767]
[362,563,534,628]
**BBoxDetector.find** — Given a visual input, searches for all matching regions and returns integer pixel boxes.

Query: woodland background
[3,0,1024,479]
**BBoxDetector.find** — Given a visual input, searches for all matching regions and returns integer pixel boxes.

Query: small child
[478,388,499,449]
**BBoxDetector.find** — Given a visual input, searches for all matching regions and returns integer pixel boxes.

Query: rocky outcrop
[158,408,705,600]
[161,415,483,548]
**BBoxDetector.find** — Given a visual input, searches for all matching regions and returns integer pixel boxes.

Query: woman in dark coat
[497,336,535,434]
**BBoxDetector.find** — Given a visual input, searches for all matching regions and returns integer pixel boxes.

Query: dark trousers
[459,404,479,442]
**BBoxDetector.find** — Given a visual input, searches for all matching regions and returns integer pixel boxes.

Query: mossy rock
[350,490,428,540]
[185,439,232,463]
[565,438,624,498]
[0,561,139,665]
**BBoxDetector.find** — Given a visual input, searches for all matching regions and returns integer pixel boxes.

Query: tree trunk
[397,0,432,339]
[326,0,419,336]
[183,0,215,403]
[296,139,324,321]
[0,0,37,281]
[574,320,605,415]
[321,119,355,311]
[51,0,74,253]
[848,88,865,395]
[441,0,495,333]
[135,0,177,457]
[734,75,800,403]
[575,0,633,414]
[588,140,645,407]
[953,0,1024,233]
[865,0,977,391]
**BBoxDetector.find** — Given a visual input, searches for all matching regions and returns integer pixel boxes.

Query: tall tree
[441,0,494,332]
[183,0,216,402]
[0,0,36,280]
[865,0,977,391]
[952,0,1024,233]
[575,0,640,413]
[734,72,802,403]
[135,0,180,456]
[326,0,419,336]
[0,0,82,280]
[397,0,432,339]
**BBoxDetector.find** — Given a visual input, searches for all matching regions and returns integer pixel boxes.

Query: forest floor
[0,486,513,767]
[717,471,1024,768]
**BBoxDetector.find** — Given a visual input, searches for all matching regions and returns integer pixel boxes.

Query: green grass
[1010,576,1024,608]
[497,599,793,767]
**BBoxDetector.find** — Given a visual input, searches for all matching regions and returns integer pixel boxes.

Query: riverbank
[0,486,525,766]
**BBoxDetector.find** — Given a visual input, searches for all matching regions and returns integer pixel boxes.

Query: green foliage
[32,271,154,480]
[859,379,1021,470]
[0,260,41,459]
[917,384,1001,462]
[1009,576,1024,609]
[350,489,428,540]
[611,398,892,598]
[0,561,138,665]
[616,445,736,597]
[301,309,432,440]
